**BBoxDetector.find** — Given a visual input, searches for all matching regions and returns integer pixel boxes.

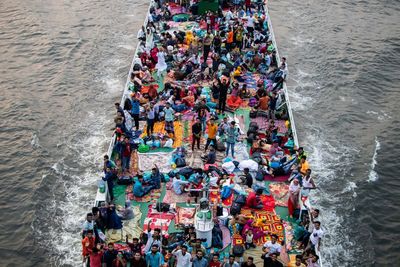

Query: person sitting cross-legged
[133,174,155,198]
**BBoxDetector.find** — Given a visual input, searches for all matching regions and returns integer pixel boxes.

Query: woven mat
[240,208,285,244]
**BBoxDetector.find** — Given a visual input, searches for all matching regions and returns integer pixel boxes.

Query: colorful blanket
[175,206,196,226]
[140,121,184,148]
[269,183,289,207]
[240,208,285,244]
[164,186,188,204]
[143,217,172,234]
[138,152,173,173]
[126,185,162,202]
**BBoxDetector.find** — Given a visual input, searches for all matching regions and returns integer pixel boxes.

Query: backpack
[255,168,266,181]
[221,186,232,200]
[175,157,186,168]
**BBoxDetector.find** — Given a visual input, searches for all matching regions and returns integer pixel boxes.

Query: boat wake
[367,137,380,182]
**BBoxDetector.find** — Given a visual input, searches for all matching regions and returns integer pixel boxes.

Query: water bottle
[98,180,106,194]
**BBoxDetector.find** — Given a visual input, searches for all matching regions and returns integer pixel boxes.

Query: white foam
[31,132,40,148]
[104,78,124,94]
[367,137,380,182]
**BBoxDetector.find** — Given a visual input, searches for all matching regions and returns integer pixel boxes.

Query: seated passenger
[148,165,162,189]
[246,188,264,209]
[172,175,189,195]
[201,147,216,164]
[133,175,155,197]
[262,234,282,257]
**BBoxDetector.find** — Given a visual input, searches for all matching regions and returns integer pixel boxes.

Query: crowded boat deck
[80,0,323,266]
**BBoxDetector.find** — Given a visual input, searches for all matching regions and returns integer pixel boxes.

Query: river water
[0,0,399,266]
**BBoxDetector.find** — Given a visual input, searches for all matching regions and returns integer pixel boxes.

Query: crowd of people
[80,0,324,266]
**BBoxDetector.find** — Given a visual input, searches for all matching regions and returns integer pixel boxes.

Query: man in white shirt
[172,245,192,267]
[262,234,282,256]
[172,175,189,195]
[309,221,323,251]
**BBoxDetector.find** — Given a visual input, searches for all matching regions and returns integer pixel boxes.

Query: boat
[87,1,324,266]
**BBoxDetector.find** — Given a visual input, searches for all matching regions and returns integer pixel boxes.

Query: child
[245,229,256,249]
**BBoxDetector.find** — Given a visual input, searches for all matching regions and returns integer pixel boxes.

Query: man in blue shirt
[133,175,155,197]
[145,244,164,267]
[191,250,208,267]
[130,94,140,130]
[102,168,117,200]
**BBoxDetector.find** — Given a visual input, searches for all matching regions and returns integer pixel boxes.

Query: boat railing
[266,5,323,266]
[94,1,154,207]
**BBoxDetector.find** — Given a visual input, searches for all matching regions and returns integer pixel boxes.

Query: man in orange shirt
[82,230,95,262]
[205,118,218,151]
[226,27,234,51]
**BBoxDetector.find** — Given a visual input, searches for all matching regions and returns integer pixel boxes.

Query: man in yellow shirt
[205,118,218,151]
[299,156,310,175]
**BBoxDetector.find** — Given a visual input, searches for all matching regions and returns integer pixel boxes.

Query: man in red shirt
[246,188,264,209]
[209,253,222,267]
[82,230,95,262]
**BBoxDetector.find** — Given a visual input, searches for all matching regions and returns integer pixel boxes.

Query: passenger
[145,244,164,267]
[309,221,324,251]
[113,251,127,267]
[298,156,310,175]
[244,229,256,249]
[205,118,218,151]
[262,234,282,257]
[148,165,162,189]
[125,236,142,255]
[133,174,154,198]
[222,255,240,267]
[106,204,122,230]
[146,102,156,136]
[172,245,191,267]
[172,175,190,195]
[103,155,116,173]
[288,178,301,218]
[82,230,95,263]
[82,212,95,237]
[192,117,202,151]
[89,245,104,267]
[209,253,222,267]
[290,255,306,267]
[202,146,216,164]
[246,188,264,209]
[241,256,256,267]
[226,121,239,158]
[102,243,118,267]
[261,252,283,267]
[120,136,131,172]
[130,252,147,267]
[164,102,175,138]
[102,168,116,201]
[191,250,208,267]
[240,167,253,189]
[144,227,162,253]
[218,116,229,136]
